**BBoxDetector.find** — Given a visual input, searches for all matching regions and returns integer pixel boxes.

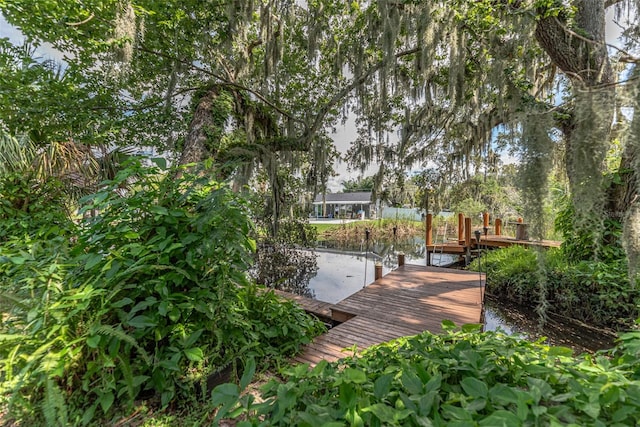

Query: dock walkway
[276,264,485,366]
[427,234,561,256]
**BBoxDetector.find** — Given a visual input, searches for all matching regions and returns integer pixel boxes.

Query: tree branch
[305,47,420,139]
[135,44,306,127]
[604,0,625,8]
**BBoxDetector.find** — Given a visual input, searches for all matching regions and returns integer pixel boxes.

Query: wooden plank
[271,289,333,319]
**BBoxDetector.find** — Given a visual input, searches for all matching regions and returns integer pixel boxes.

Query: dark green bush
[0,172,75,241]
[471,246,639,329]
[0,164,323,425]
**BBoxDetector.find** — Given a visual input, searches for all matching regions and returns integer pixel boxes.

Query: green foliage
[341,175,375,193]
[447,174,522,223]
[215,323,640,426]
[470,246,639,329]
[0,164,324,424]
[0,172,74,241]
[555,194,626,263]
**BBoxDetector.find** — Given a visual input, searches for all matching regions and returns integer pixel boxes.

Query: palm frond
[34,140,99,184]
[0,131,36,175]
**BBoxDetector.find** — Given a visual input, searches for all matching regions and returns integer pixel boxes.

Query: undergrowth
[0,163,324,425]
[469,246,639,329]
[212,322,640,426]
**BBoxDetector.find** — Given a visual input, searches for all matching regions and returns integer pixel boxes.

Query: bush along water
[0,163,324,425]
[213,322,640,426]
[469,245,640,329]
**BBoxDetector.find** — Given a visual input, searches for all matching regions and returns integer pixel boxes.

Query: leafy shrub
[470,246,639,329]
[215,322,640,426]
[0,172,74,241]
[470,246,537,304]
[554,195,626,263]
[0,164,323,425]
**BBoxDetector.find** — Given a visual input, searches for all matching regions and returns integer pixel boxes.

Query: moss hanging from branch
[623,66,640,284]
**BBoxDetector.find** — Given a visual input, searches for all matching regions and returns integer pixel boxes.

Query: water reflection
[252,243,318,298]
[310,238,456,303]
[317,237,457,269]
[484,297,616,354]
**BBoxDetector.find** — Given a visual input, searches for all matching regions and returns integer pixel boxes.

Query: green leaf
[441,319,457,330]
[548,346,573,357]
[489,384,519,405]
[98,391,114,414]
[149,206,169,215]
[211,383,240,422]
[401,369,424,395]
[373,373,394,400]
[86,335,101,348]
[239,358,256,391]
[461,323,482,333]
[127,315,156,329]
[461,377,488,399]
[184,347,204,362]
[425,373,442,393]
[8,256,27,265]
[151,157,167,169]
[479,410,522,426]
[362,403,397,423]
[442,404,473,421]
[111,297,133,308]
[182,329,204,348]
[83,253,103,270]
[343,368,367,384]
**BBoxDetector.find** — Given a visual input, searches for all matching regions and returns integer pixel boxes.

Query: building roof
[313,191,372,204]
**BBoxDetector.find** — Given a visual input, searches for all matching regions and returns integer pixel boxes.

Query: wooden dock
[276,264,485,366]
[427,234,561,256]
[425,213,561,261]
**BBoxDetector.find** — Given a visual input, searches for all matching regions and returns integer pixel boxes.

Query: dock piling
[374,262,383,280]
[426,213,433,266]
[464,217,472,265]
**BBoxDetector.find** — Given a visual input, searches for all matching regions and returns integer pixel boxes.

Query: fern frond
[118,354,135,402]
[43,377,68,426]
[2,342,22,383]
[0,292,30,310]
[93,325,151,365]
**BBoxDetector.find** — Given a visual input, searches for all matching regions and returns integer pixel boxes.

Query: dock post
[483,212,489,229]
[458,213,464,244]
[495,218,502,236]
[426,213,433,266]
[464,217,472,265]
[398,252,405,267]
[374,262,383,280]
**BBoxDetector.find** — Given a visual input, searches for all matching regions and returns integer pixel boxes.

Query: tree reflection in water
[251,242,318,298]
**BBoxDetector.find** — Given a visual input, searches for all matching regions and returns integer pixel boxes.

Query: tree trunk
[622,68,640,281]
[534,1,640,261]
[178,86,220,166]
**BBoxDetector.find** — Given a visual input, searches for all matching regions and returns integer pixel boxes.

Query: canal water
[306,241,616,354]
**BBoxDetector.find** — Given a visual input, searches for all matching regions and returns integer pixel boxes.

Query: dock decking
[427,234,561,256]
[276,264,485,366]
